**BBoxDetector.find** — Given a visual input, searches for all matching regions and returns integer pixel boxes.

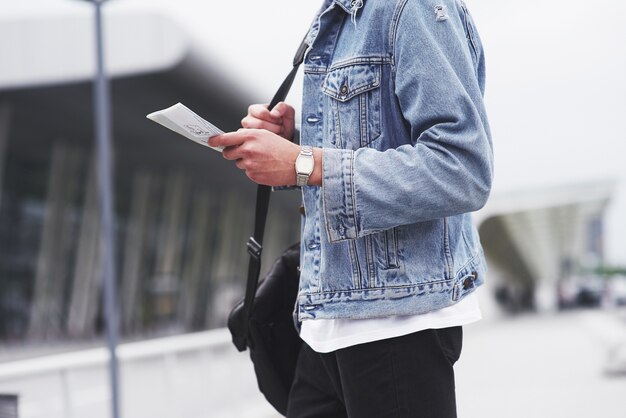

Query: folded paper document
[147,103,224,152]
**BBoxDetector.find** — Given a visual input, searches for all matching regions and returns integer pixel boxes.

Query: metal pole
[92,1,121,417]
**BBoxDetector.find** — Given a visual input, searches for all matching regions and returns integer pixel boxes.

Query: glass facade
[0,71,301,352]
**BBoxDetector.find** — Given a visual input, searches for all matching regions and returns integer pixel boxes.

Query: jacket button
[463,277,473,290]
[471,271,478,280]
[340,85,349,95]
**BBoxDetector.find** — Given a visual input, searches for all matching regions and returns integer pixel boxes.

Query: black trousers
[286,326,463,418]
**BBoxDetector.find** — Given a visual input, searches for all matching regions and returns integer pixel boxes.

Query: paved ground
[255,308,626,418]
[231,308,626,418]
[455,309,626,418]
[1,308,625,418]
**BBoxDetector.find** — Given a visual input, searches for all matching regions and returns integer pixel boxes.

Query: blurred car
[605,275,626,307]
[558,275,605,309]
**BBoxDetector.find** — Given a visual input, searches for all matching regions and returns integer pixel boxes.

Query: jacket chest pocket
[322,63,382,150]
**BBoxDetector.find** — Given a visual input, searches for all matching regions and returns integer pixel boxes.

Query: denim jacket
[296,0,493,323]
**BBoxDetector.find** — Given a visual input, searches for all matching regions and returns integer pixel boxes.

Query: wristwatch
[295,145,314,186]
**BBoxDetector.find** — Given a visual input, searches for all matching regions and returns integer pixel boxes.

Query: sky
[3,0,625,264]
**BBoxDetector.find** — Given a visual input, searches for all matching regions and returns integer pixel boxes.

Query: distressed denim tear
[435,5,449,22]
[351,0,364,28]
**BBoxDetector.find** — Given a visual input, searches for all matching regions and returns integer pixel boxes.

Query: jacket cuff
[322,148,358,242]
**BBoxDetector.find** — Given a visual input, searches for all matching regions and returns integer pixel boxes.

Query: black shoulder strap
[239,38,309,350]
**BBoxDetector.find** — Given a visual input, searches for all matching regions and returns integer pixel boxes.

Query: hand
[209,129,300,186]
[209,129,323,187]
[241,102,296,141]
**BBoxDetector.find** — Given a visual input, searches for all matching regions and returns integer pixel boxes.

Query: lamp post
[77,1,121,417]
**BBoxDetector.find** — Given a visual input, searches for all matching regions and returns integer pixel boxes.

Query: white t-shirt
[300,292,481,353]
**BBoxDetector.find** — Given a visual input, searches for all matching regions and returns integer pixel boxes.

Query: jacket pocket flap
[322,64,381,102]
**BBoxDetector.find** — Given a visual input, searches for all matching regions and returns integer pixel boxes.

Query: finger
[241,116,283,134]
[249,104,282,124]
[222,145,243,161]
[208,131,249,148]
[270,102,295,121]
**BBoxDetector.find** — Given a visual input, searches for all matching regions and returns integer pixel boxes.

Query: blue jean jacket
[296,0,493,323]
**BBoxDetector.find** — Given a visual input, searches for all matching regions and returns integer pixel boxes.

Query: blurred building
[478,181,614,313]
[0,2,623,418]
[0,0,617,350]
[0,4,301,348]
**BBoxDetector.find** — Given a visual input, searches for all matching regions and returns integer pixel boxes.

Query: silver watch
[295,146,314,186]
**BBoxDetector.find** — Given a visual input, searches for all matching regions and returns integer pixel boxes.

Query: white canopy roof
[0,0,319,99]
[0,0,191,90]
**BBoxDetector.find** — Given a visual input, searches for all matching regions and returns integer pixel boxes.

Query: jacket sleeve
[321,0,494,243]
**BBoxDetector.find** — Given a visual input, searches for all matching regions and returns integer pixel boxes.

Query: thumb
[270,102,287,118]
[271,102,295,121]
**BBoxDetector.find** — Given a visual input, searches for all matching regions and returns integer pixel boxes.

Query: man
[210,0,493,416]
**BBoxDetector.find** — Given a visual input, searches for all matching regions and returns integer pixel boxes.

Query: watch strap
[296,173,308,187]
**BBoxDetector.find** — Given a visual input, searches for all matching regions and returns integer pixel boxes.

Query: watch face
[296,155,314,174]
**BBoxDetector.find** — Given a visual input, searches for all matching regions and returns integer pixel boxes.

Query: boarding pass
[147,103,224,152]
